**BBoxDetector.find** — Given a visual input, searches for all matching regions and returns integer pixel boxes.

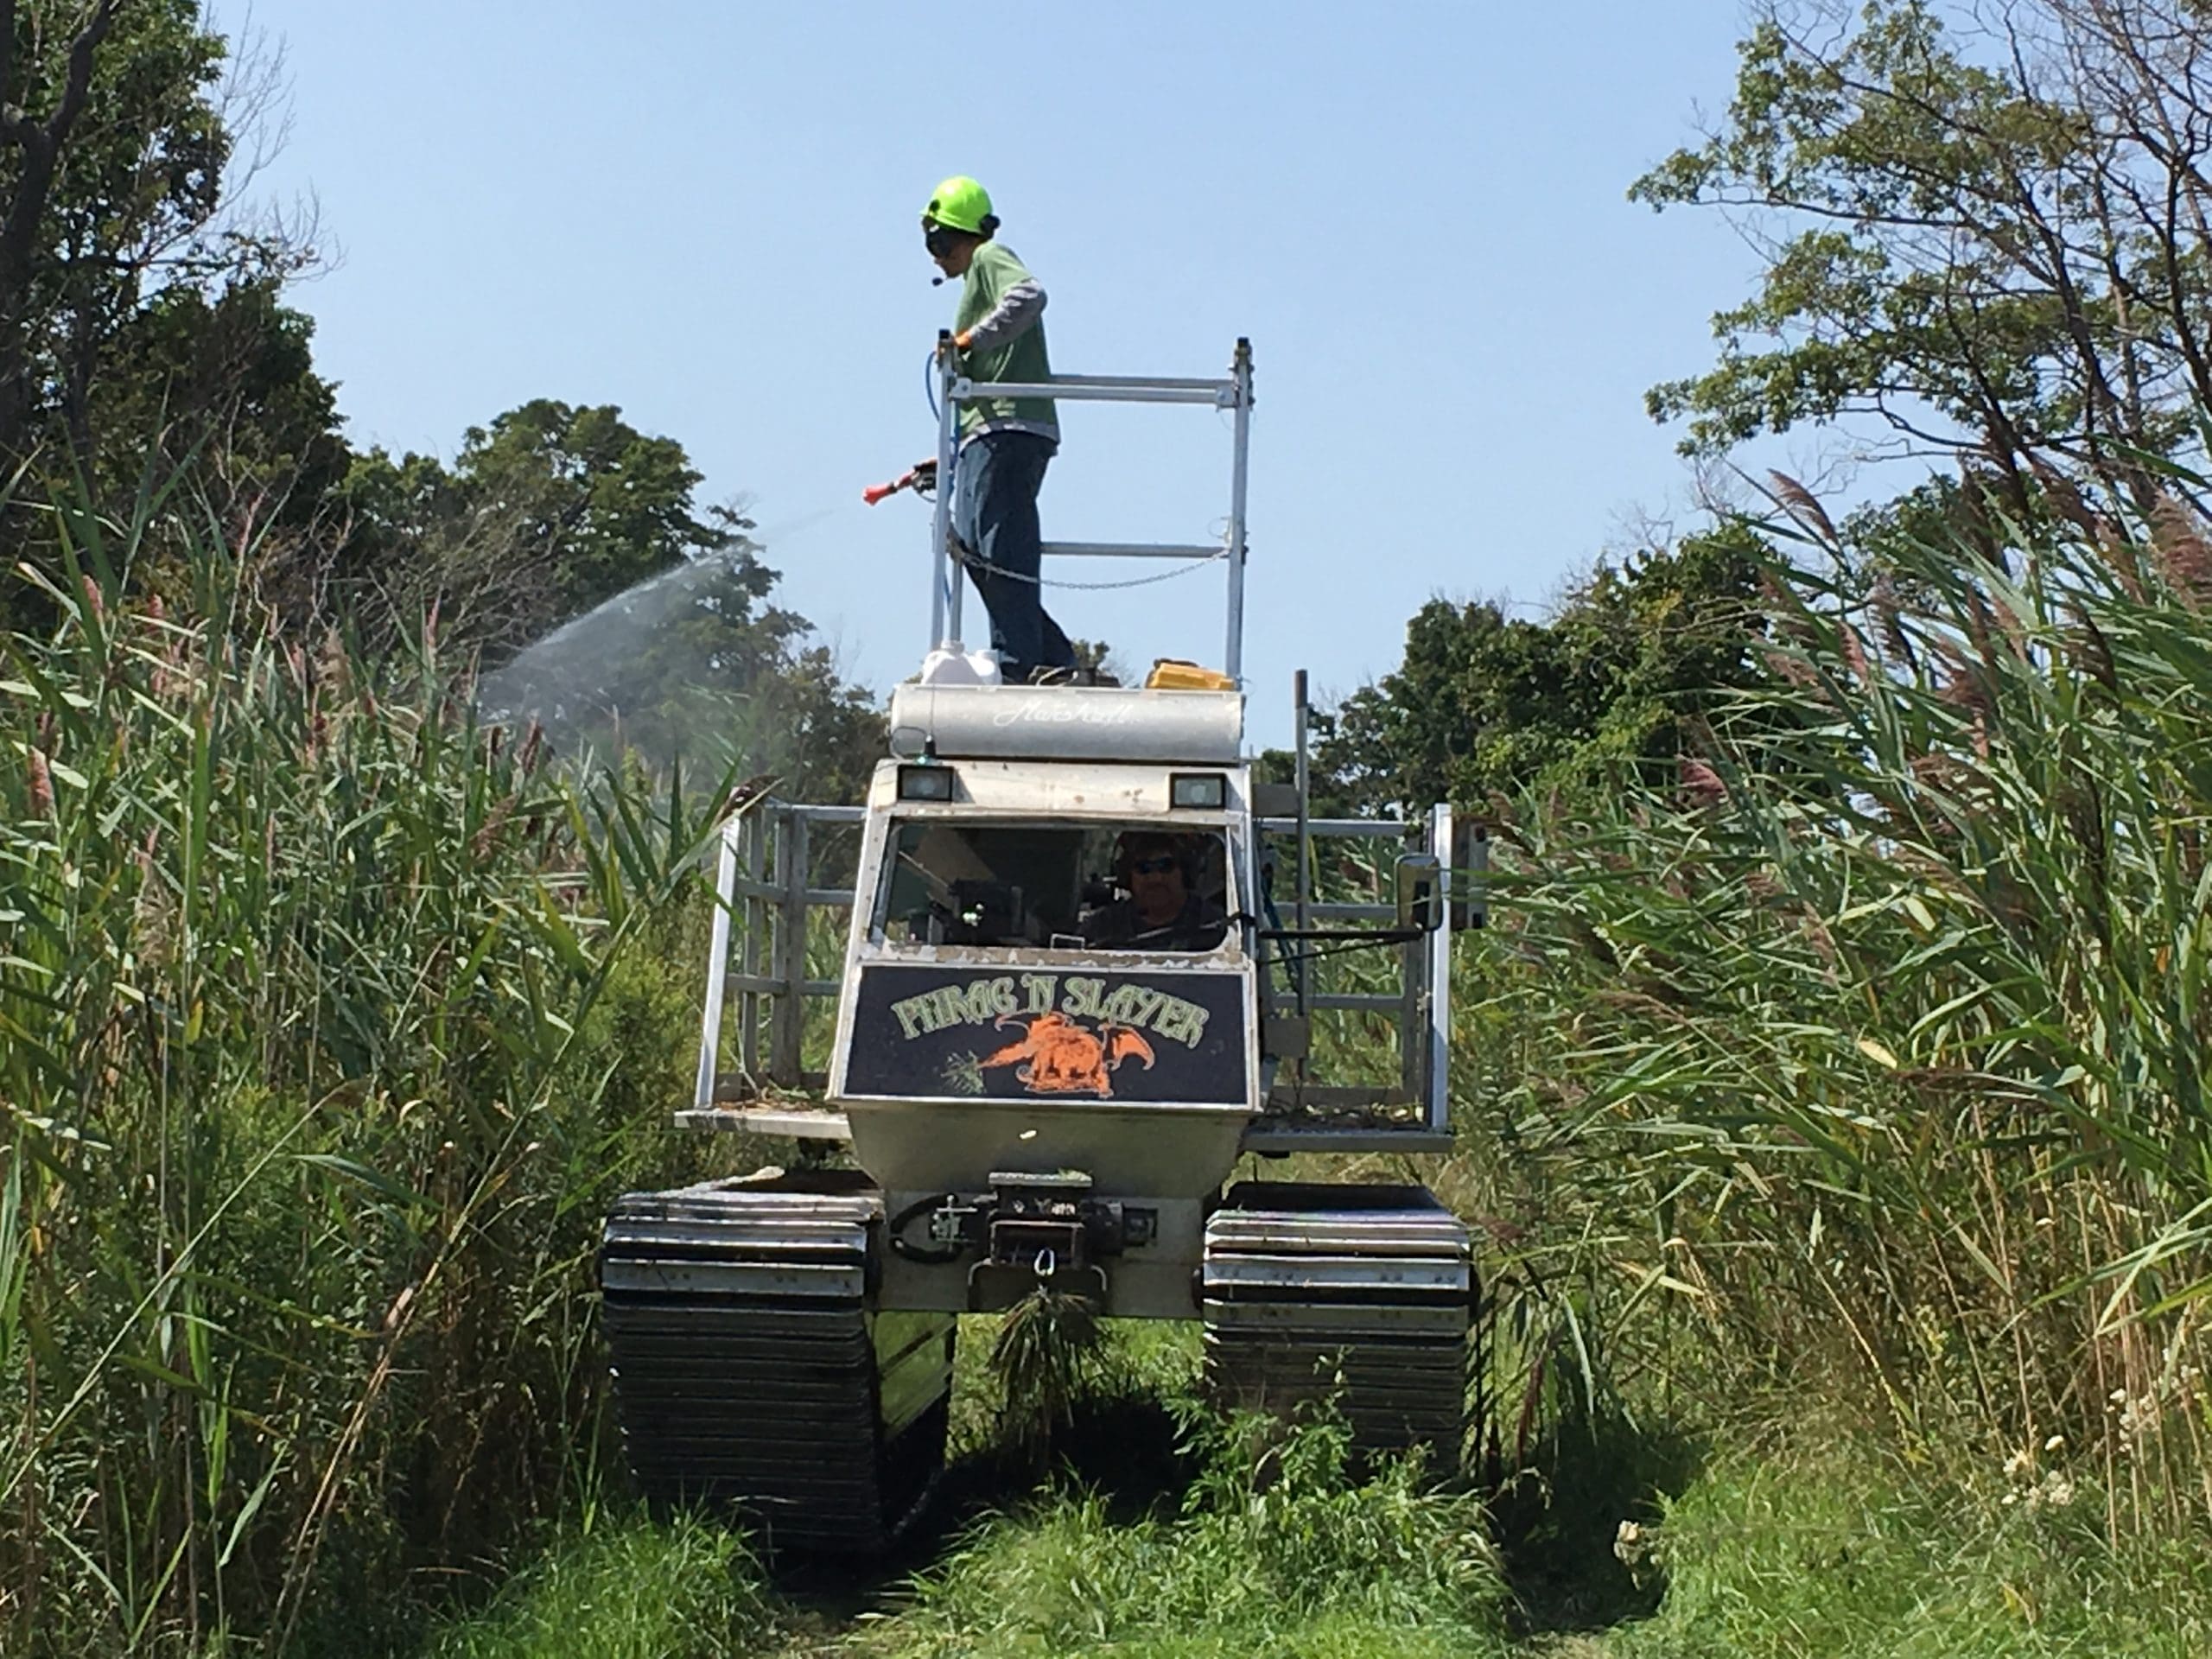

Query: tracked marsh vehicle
[600,340,1484,1550]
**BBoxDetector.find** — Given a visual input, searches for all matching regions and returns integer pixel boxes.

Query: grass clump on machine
[597,342,1484,1551]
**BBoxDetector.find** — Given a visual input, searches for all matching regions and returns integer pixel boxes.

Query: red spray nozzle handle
[862,462,937,506]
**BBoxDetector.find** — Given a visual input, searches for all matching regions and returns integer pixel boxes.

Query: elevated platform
[678,1102,1453,1157]
[887,680,1243,765]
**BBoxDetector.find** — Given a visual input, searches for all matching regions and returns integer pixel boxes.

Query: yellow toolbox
[1145,658,1237,691]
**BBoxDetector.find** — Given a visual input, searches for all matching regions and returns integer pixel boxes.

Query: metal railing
[694,801,861,1108]
[693,796,1469,1138]
[1255,805,1455,1134]
[928,337,1255,678]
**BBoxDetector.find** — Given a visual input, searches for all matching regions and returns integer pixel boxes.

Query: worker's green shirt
[954,241,1058,447]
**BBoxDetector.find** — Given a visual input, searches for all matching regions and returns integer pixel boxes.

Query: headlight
[1169,772,1227,810]
[898,763,956,802]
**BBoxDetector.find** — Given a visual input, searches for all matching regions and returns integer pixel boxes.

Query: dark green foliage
[1,2,336,625]
[98,280,352,529]
[1307,526,1771,813]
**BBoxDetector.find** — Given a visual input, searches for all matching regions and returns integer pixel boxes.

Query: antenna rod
[1294,668,1312,1032]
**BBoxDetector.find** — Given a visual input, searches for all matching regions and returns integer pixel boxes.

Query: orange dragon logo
[980,1012,1155,1097]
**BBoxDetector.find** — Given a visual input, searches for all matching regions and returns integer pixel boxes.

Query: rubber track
[1201,1181,1471,1459]
[600,1178,954,1553]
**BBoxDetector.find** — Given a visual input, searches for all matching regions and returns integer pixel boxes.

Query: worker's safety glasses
[1130,855,1179,876]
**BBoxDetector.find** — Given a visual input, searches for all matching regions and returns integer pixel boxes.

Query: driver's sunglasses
[1130,855,1179,876]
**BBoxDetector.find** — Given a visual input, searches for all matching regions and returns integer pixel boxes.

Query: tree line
[0,0,880,797]
[14,0,2212,806]
[1313,0,2212,814]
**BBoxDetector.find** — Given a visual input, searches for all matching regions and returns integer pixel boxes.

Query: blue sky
[212,1,1768,745]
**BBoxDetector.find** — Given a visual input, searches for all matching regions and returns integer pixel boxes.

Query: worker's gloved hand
[953,330,973,352]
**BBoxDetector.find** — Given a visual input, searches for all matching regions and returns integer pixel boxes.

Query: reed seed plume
[1763,645,1820,687]
[2069,604,2119,694]
[2150,493,2212,609]
[2025,452,2102,538]
[1768,470,1840,544]
[24,746,53,816]
[1678,755,1727,808]
[2091,524,2150,601]
[1839,620,1872,686]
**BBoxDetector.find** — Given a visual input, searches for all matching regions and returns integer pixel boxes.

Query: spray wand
[861,459,938,506]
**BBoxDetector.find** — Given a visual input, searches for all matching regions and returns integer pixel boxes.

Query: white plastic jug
[917,646,1003,687]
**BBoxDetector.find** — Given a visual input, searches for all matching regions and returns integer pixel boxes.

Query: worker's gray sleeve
[962,278,1046,350]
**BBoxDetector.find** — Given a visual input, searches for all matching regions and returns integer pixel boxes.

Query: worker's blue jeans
[953,430,1077,679]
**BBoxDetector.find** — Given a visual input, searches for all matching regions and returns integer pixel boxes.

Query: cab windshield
[877,820,1233,953]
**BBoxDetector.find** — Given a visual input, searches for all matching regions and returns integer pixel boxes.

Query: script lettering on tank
[988,700,1137,730]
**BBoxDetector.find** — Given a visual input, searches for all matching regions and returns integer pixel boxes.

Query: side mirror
[1450,820,1489,931]
[1395,852,1445,933]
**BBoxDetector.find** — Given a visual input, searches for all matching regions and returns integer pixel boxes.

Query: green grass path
[401,1320,2212,1658]
[409,1424,2212,1659]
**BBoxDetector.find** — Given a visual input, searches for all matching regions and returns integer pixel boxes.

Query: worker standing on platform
[921,175,1083,684]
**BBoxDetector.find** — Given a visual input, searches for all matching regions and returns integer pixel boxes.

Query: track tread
[1201,1182,1471,1460]
[600,1178,953,1553]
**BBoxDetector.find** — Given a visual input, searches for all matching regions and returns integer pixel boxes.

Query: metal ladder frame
[928,335,1255,679]
[692,800,862,1108]
[1252,804,1459,1139]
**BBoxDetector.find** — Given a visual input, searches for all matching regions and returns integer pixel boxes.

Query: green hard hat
[922,175,993,234]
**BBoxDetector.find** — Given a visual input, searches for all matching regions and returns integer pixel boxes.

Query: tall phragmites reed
[0,490,715,1655]
[1465,483,2212,1537]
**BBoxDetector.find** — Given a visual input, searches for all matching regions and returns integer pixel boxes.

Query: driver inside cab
[1082,832,1228,951]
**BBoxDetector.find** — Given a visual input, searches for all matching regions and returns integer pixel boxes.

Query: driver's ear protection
[923,217,999,261]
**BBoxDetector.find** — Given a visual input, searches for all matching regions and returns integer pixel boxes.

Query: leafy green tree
[99,277,347,502]
[335,400,747,660]
[1632,0,2212,498]
[1305,528,1771,813]
[2,0,339,632]
[1,2,312,461]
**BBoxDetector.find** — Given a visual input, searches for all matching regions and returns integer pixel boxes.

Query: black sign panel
[842,964,1249,1105]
